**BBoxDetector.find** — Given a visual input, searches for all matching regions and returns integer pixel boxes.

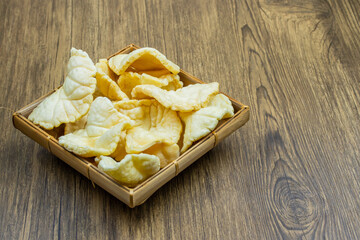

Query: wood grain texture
[1,0,360,239]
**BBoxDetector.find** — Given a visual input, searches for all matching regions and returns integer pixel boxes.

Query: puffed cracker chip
[92,86,105,99]
[132,82,219,112]
[108,47,180,75]
[135,69,170,78]
[96,59,128,100]
[58,97,134,157]
[64,114,88,135]
[142,142,180,168]
[161,74,183,91]
[108,54,127,75]
[125,100,182,153]
[109,131,127,161]
[96,154,160,187]
[113,99,154,125]
[98,59,118,81]
[179,94,234,153]
[118,72,182,98]
[111,140,179,168]
[28,48,96,129]
[114,99,181,167]
[118,72,166,98]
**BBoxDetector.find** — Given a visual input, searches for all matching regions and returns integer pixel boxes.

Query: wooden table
[1,0,360,239]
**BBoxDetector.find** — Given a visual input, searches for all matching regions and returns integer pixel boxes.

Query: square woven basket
[12,44,250,207]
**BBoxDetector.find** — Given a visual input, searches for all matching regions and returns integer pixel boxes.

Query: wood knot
[272,176,323,231]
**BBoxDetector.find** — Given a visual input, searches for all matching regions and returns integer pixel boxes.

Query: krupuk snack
[28,47,234,187]
[29,48,96,129]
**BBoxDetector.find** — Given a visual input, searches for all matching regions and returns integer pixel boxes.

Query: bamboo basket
[12,44,250,207]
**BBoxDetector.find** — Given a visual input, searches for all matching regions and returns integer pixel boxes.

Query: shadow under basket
[12,44,250,208]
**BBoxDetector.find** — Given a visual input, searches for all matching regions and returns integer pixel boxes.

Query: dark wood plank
[1,0,360,239]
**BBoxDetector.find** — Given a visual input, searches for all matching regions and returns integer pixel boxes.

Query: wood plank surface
[1,0,360,239]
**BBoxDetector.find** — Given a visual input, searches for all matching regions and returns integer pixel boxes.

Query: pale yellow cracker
[132,82,219,112]
[113,99,154,125]
[135,69,171,78]
[118,72,166,98]
[180,94,234,153]
[107,47,180,75]
[125,100,182,153]
[114,99,182,167]
[96,154,160,187]
[29,48,96,129]
[118,72,182,98]
[142,142,180,168]
[161,74,183,91]
[58,97,134,157]
[107,54,127,75]
[64,114,88,135]
[96,59,128,100]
